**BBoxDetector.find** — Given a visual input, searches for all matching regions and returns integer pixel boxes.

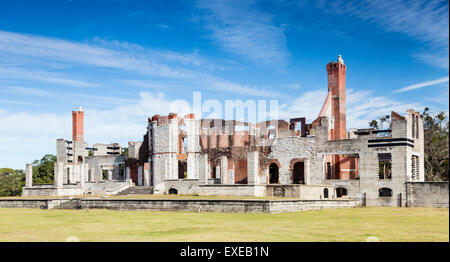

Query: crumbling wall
[267,136,315,184]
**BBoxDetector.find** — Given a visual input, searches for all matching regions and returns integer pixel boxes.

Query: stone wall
[406,182,449,207]
[22,185,84,197]
[267,136,315,184]
[265,185,334,199]
[0,198,360,213]
[0,199,50,209]
[22,181,131,196]
[197,185,266,197]
[268,199,359,213]
[162,179,202,195]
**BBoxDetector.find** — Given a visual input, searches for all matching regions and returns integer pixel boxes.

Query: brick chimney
[326,55,347,140]
[72,106,84,142]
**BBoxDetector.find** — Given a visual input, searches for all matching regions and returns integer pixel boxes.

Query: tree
[369,120,379,129]
[368,115,390,130]
[422,108,449,181]
[32,154,56,184]
[0,169,25,197]
[121,147,128,156]
[0,154,57,196]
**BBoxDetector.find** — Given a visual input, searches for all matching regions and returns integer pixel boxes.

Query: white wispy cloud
[394,76,449,93]
[413,51,450,69]
[0,91,186,169]
[0,29,280,98]
[279,88,424,128]
[278,90,328,120]
[0,65,98,87]
[1,86,138,107]
[345,89,423,128]
[0,30,199,79]
[322,0,449,68]
[2,86,52,96]
[196,0,289,66]
[0,99,42,106]
[199,75,284,98]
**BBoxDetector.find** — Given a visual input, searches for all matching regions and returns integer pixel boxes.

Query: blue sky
[0,0,448,169]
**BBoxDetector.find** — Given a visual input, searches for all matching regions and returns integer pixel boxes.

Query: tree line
[0,154,56,197]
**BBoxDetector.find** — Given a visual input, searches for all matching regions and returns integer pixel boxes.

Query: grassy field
[0,207,448,242]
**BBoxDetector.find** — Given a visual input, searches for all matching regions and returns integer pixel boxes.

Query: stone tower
[326,55,347,140]
[72,106,84,142]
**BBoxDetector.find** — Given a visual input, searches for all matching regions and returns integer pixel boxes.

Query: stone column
[125,166,130,180]
[69,166,75,184]
[215,166,221,180]
[79,163,85,188]
[88,169,93,182]
[187,153,199,179]
[247,151,259,184]
[305,159,310,185]
[143,163,150,186]
[228,169,234,185]
[168,154,178,180]
[96,167,102,182]
[73,164,80,184]
[25,164,33,187]
[84,164,89,182]
[137,165,143,186]
[107,169,113,181]
[65,166,70,184]
[54,162,64,188]
[198,153,208,184]
[220,156,228,184]
[113,166,119,180]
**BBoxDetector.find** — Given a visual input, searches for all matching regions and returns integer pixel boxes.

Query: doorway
[292,162,305,184]
[178,161,187,179]
[336,187,347,197]
[269,163,279,184]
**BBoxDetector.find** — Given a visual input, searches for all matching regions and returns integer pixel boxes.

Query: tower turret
[72,107,84,142]
[326,55,347,140]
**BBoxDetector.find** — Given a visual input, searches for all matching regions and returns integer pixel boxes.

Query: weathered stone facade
[143,56,437,207]
[22,56,446,208]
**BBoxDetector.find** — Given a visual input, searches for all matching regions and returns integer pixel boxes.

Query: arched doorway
[168,188,178,195]
[292,162,305,184]
[269,163,279,184]
[323,188,329,198]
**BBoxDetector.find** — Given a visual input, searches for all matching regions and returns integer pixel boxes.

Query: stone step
[116,186,153,196]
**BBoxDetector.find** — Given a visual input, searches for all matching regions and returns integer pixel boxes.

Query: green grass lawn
[0,207,447,242]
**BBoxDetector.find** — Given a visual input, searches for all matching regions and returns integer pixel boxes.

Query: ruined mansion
[22,56,448,207]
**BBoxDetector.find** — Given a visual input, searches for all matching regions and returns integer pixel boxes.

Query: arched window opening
[324,188,329,198]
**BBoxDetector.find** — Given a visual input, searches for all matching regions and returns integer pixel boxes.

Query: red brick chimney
[326,55,347,140]
[72,106,84,142]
